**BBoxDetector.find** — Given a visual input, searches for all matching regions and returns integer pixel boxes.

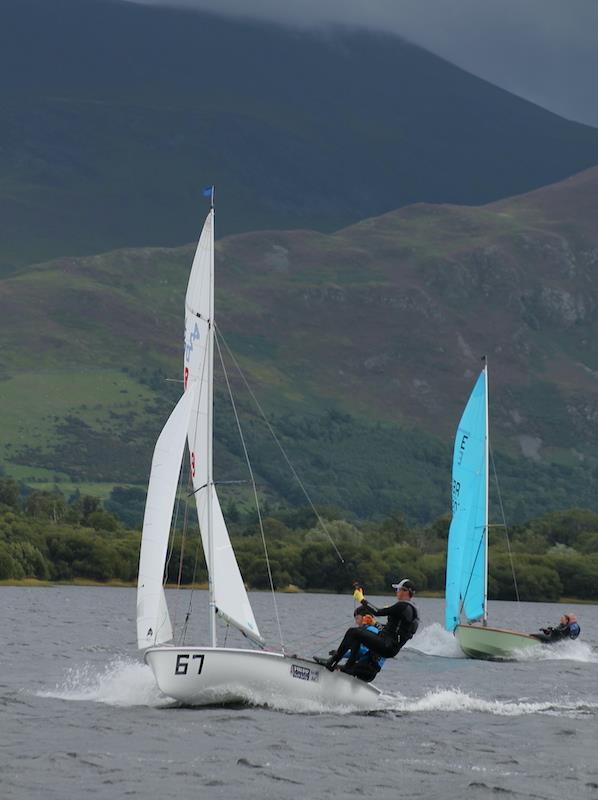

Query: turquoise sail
[445,369,487,632]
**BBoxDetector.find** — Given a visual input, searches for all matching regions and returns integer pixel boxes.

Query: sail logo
[185,322,201,363]
[457,433,469,465]
[452,479,461,513]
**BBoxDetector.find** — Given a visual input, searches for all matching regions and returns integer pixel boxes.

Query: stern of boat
[455,624,542,661]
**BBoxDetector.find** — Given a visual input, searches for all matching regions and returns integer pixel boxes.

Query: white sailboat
[136,195,381,708]
[444,361,540,660]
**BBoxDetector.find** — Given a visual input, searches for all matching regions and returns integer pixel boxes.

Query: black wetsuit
[333,599,419,666]
[339,623,385,682]
[531,622,580,643]
[341,659,380,683]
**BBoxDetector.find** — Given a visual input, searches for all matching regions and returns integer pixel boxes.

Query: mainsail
[184,209,262,644]
[136,389,194,649]
[445,368,488,632]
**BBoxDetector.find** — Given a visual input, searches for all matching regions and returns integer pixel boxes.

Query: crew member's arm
[553,623,569,640]
[360,599,399,617]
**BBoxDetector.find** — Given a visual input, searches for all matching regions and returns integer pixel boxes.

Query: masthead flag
[202,185,215,206]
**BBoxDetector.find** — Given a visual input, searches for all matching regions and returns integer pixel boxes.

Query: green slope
[1,169,597,521]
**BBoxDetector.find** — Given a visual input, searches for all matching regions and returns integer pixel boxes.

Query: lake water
[2,586,597,799]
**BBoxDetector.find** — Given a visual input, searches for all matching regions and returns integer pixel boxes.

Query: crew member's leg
[340,660,380,682]
[327,628,392,670]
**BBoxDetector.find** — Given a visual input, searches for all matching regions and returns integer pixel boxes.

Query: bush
[9,541,49,579]
[0,542,24,579]
[513,563,562,602]
[0,478,20,509]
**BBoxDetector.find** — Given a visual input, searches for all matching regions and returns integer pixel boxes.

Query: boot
[324,652,340,671]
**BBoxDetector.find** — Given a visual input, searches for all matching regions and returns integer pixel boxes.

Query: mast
[207,192,216,647]
[482,356,489,625]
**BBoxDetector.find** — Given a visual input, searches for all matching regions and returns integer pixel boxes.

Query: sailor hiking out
[324,579,419,672]
[530,613,581,644]
[334,606,386,683]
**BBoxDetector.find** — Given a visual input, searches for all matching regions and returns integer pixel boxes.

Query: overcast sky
[128,0,598,128]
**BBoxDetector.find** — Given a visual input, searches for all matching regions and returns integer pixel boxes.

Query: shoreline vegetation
[1,479,598,602]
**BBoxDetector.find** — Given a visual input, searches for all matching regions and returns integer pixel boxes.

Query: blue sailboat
[445,362,539,660]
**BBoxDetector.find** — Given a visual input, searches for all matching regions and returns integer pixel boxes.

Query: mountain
[2,0,598,271]
[1,167,597,523]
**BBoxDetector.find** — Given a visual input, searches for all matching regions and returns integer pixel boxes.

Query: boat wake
[378,687,598,717]
[35,656,598,718]
[513,638,598,663]
[34,657,378,713]
[403,623,465,658]
[36,657,171,708]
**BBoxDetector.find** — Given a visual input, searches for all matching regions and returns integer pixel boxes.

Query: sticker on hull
[290,664,319,682]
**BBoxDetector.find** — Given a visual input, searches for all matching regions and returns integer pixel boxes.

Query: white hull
[145,646,382,710]
[455,624,542,661]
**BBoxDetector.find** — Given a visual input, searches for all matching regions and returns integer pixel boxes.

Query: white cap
[391,578,415,593]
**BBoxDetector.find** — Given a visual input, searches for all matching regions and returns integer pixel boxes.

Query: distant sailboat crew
[530,613,581,643]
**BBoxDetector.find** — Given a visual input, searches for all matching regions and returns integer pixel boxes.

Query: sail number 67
[175,653,205,675]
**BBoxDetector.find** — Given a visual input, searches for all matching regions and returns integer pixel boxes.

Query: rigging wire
[490,446,521,605]
[164,464,183,584]
[458,525,485,620]
[178,317,211,643]
[281,619,347,655]
[180,482,207,645]
[215,329,286,653]
[215,322,346,567]
[170,495,189,635]
[164,453,186,635]
[175,494,188,595]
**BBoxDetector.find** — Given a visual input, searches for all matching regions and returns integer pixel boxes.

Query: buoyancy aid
[568,622,581,639]
[398,600,419,641]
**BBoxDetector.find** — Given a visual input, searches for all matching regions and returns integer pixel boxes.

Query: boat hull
[455,624,542,661]
[145,646,382,709]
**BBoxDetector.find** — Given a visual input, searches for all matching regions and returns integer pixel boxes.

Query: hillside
[2,0,598,270]
[1,168,597,522]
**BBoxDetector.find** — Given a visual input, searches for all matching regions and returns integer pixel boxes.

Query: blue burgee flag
[202,185,214,199]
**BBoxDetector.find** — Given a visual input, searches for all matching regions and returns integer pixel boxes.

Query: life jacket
[399,600,419,641]
[568,622,581,639]
[356,624,386,668]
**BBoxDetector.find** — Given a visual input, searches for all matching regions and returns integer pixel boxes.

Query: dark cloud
[126,0,598,127]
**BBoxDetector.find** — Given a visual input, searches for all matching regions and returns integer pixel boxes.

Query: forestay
[445,369,488,631]
[136,389,194,649]
[184,210,262,644]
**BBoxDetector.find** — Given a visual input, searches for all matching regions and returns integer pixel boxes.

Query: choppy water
[2,586,597,799]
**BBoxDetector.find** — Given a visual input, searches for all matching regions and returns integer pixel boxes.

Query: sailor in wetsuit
[324,579,419,671]
[530,613,581,643]
[338,607,386,682]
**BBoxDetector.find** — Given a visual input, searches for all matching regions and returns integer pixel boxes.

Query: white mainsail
[136,388,194,649]
[184,209,262,644]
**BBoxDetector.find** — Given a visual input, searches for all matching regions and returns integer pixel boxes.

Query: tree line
[1,478,597,602]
